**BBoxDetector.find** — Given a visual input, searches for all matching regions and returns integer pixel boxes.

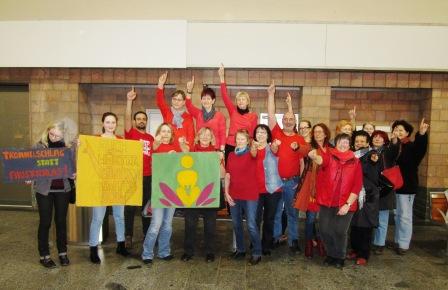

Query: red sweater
[186,99,226,150]
[316,148,362,212]
[221,83,258,146]
[156,88,195,148]
[226,151,258,201]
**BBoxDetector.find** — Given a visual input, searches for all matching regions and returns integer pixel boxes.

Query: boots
[90,246,101,264]
[116,241,130,257]
[316,239,326,257]
[305,240,314,258]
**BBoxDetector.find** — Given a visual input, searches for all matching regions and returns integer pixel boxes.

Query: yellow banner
[76,135,142,206]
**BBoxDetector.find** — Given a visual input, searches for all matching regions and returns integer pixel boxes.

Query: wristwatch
[345,201,352,207]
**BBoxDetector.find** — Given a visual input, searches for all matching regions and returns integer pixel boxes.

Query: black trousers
[319,206,354,259]
[257,192,281,251]
[124,176,152,237]
[224,144,235,165]
[350,226,373,260]
[36,191,70,257]
[183,209,217,255]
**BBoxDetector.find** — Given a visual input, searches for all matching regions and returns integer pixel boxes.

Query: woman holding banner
[141,123,189,264]
[32,118,77,268]
[89,112,130,264]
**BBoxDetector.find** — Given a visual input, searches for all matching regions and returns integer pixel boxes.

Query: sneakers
[231,251,246,260]
[161,254,174,261]
[90,246,101,264]
[40,257,57,268]
[59,254,70,266]
[116,241,130,257]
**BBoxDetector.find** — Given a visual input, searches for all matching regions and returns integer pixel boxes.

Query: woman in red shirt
[225,129,261,265]
[251,124,282,256]
[185,77,226,151]
[308,133,362,269]
[141,123,188,264]
[219,64,258,162]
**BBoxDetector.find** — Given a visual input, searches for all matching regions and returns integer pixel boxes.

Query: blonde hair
[155,123,174,144]
[235,91,250,107]
[335,120,353,134]
[39,118,78,147]
[235,129,250,143]
[195,127,216,147]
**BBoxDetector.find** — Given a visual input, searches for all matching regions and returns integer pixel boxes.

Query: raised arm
[348,106,356,131]
[414,118,429,164]
[267,80,277,130]
[156,71,170,116]
[185,76,201,118]
[125,86,136,132]
[286,92,293,114]
[218,64,236,114]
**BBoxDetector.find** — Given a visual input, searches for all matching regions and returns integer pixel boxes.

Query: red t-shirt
[193,144,216,152]
[125,127,154,176]
[153,142,181,154]
[226,151,258,200]
[272,124,310,178]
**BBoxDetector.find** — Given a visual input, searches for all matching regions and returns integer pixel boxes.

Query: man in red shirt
[124,87,155,249]
[267,82,309,254]
[156,71,195,149]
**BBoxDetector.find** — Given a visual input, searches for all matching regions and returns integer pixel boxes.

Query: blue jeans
[305,211,319,240]
[373,210,390,246]
[274,177,299,246]
[142,208,175,260]
[394,194,415,250]
[230,199,262,257]
[89,206,125,246]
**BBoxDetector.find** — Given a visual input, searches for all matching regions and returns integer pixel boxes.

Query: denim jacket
[263,146,283,193]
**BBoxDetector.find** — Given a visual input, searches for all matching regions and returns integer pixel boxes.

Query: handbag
[294,157,318,211]
[381,165,403,190]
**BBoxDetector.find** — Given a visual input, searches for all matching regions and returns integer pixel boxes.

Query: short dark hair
[201,86,216,100]
[371,130,390,146]
[253,124,272,143]
[351,130,371,147]
[171,90,186,100]
[391,120,414,135]
[334,133,351,145]
[310,123,331,149]
[133,111,147,121]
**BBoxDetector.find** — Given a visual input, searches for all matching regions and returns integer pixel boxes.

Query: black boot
[116,241,130,257]
[90,246,101,264]
[289,239,302,255]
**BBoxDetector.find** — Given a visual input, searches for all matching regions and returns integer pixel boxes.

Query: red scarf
[400,137,411,144]
[329,148,355,162]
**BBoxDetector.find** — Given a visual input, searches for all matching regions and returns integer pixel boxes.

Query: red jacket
[221,83,258,146]
[316,148,362,212]
[156,88,195,147]
[185,98,226,150]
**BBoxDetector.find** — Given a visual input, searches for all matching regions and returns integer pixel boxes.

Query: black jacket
[396,133,428,195]
[351,150,381,228]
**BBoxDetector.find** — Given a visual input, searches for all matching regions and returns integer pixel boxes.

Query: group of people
[32,65,429,269]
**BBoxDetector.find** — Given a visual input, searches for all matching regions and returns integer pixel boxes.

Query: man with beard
[267,82,310,255]
[124,86,154,249]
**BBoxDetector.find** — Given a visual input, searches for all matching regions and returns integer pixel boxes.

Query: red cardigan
[220,83,258,146]
[156,88,195,148]
[185,98,226,150]
[316,148,362,212]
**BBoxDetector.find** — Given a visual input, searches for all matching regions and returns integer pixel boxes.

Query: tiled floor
[0,210,447,290]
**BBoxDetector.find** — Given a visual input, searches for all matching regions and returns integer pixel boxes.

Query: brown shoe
[396,248,407,255]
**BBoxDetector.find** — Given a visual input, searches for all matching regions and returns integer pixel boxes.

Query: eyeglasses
[49,131,63,140]
[172,98,184,102]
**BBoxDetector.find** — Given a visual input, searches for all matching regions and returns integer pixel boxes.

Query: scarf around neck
[237,107,249,115]
[171,107,185,129]
[329,148,355,162]
[202,106,216,122]
[400,137,411,144]
[235,146,249,156]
